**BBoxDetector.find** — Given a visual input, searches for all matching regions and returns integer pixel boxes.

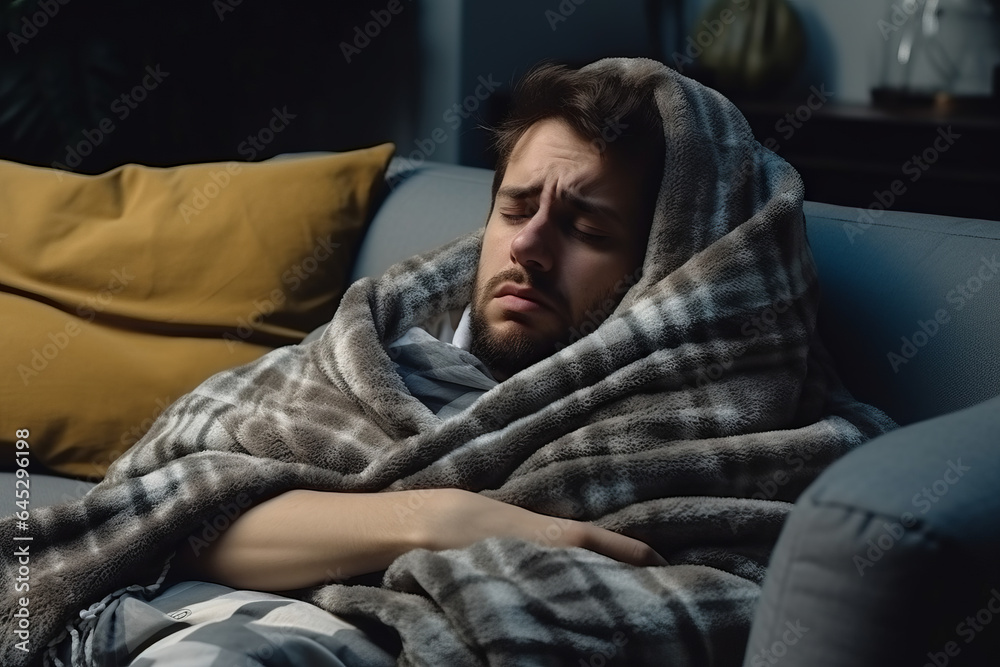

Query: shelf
[735,100,1000,222]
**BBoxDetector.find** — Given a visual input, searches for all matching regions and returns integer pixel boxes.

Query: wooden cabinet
[736,100,1000,222]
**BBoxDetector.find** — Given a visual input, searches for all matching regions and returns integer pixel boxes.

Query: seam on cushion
[809,497,1000,580]
[755,499,811,642]
[806,495,936,537]
[800,495,952,569]
[808,495,929,527]
[760,497,943,622]
[808,215,1000,241]
[748,494,991,665]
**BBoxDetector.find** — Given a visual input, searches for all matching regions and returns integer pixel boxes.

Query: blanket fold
[1,58,896,666]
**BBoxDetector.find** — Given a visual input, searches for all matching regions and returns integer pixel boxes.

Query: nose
[509,207,556,273]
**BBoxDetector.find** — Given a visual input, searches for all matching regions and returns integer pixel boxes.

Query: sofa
[3,156,999,664]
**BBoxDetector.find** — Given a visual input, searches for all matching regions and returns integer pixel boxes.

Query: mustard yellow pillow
[0,144,394,477]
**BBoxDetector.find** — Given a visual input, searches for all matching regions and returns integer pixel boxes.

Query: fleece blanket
[48,580,396,666]
[1,57,896,666]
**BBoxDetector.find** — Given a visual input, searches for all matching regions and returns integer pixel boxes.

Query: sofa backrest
[353,159,1000,426]
[804,201,999,425]
[350,160,495,281]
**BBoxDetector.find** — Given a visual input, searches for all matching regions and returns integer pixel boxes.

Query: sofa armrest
[743,394,1000,667]
[0,472,96,516]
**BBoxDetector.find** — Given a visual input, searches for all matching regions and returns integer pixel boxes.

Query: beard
[468,266,620,380]
[468,267,549,381]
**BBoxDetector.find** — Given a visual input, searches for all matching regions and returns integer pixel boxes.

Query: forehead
[485,118,654,284]
[504,118,605,186]
[499,118,650,231]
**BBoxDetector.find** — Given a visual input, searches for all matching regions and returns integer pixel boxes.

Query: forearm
[179,488,421,591]
[177,487,665,592]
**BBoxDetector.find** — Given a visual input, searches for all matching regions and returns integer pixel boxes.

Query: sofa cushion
[348,159,493,282]
[304,160,492,345]
[743,394,1000,667]
[804,202,1000,425]
[0,145,394,477]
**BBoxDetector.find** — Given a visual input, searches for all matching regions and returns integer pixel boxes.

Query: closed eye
[570,224,608,243]
[499,210,609,243]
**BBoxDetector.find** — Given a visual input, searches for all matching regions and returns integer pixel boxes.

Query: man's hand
[419,488,668,567]
[177,488,666,591]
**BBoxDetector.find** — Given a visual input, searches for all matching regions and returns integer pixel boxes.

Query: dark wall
[0,0,421,172]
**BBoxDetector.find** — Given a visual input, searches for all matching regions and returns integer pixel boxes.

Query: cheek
[478,222,509,276]
[564,256,633,318]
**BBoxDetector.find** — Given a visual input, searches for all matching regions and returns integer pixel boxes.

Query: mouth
[493,283,552,314]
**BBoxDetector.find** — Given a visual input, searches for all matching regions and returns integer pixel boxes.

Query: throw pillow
[0,144,395,477]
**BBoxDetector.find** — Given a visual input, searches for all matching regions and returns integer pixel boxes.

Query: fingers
[433,491,669,567]
[572,523,669,567]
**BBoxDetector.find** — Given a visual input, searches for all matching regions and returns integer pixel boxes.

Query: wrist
[401,487,465,553]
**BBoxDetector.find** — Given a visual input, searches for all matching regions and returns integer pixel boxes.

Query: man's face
[470,117,654,380]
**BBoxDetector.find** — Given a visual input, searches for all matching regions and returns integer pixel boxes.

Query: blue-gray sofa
[4,158,999,665]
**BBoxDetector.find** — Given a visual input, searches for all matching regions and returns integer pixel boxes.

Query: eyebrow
[496,184,622,223]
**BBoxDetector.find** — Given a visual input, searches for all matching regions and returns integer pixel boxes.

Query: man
[1,58,895,666]
[181,64,669,593]
[468,63,664,380]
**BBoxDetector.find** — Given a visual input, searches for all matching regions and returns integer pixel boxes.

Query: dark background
[0,0,997,220]
[0,1,422,171]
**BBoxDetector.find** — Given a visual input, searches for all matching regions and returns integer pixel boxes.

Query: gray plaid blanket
[1,58,896,666]
[51,580,393,666]
[387,306,497,419]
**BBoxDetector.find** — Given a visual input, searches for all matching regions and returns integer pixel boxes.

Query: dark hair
[490,62,665,213]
